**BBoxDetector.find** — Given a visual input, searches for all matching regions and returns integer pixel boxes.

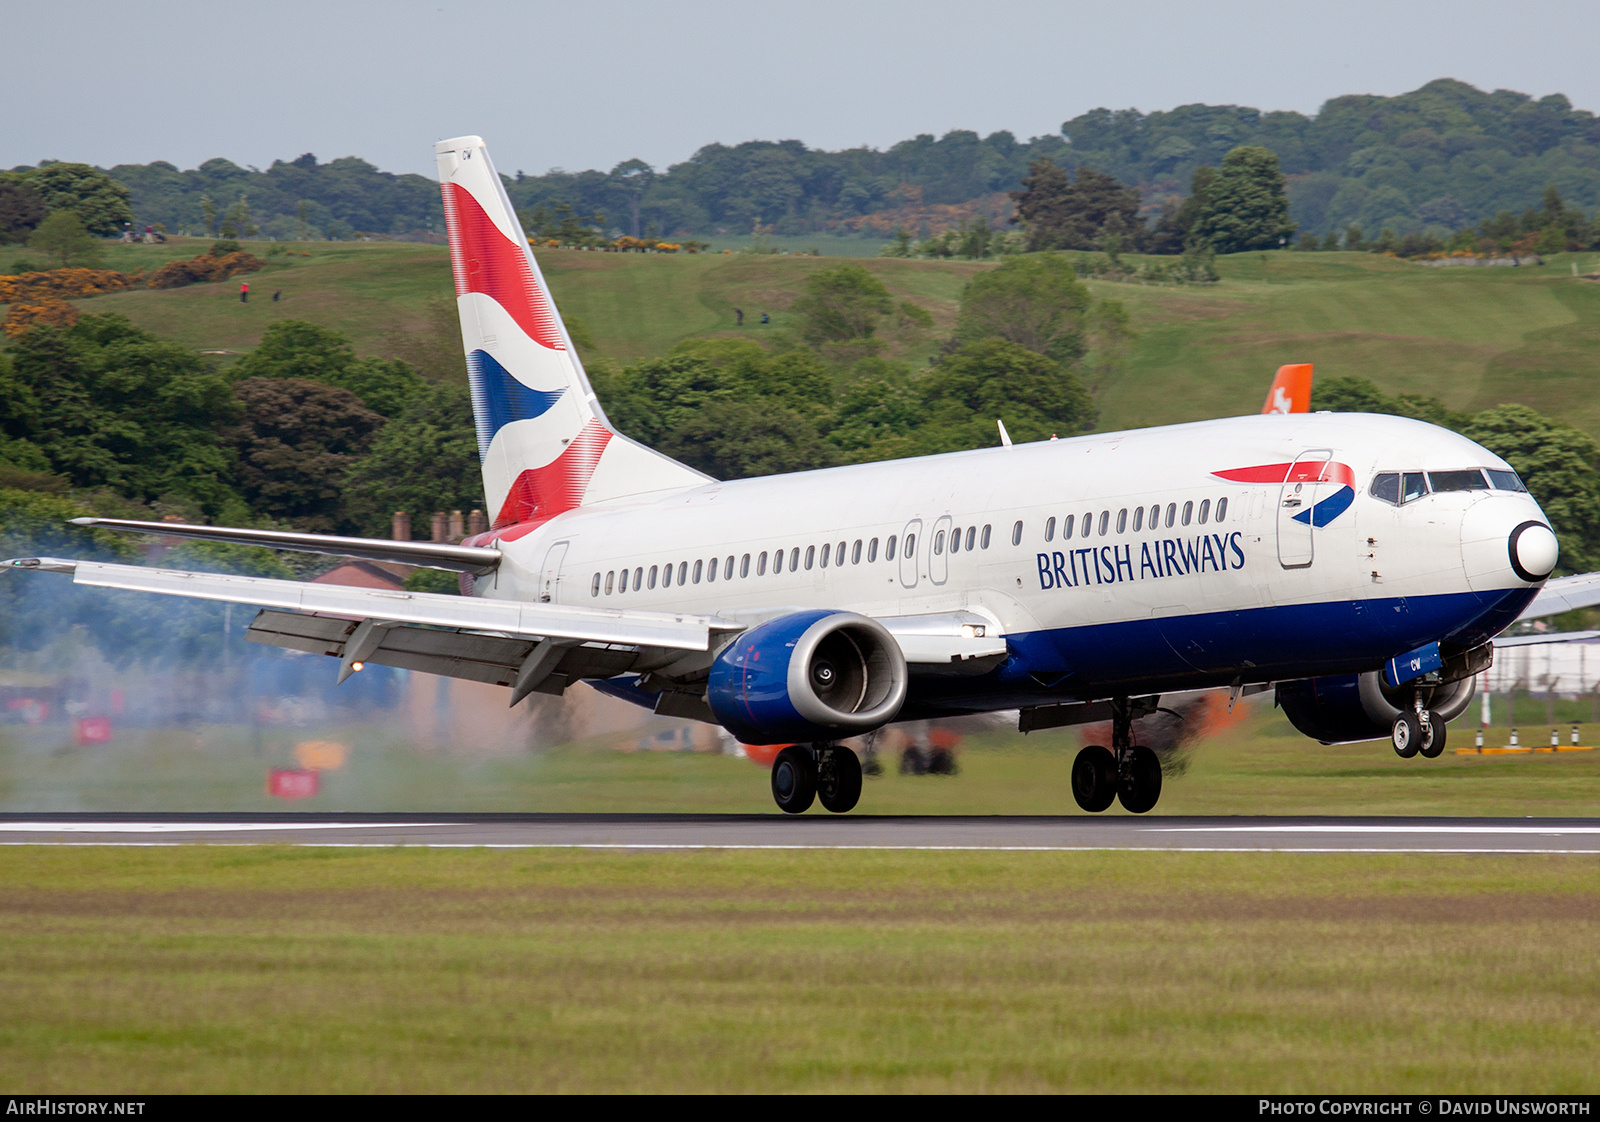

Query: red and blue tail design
[435,136,707,541]
[1213,460,1356,527]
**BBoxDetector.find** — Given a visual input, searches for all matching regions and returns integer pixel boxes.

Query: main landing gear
[771,744,862,814]
[1071,698,1163,814]
[1391,692,1446,759]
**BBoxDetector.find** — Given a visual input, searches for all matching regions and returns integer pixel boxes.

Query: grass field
[0,846,1594,1092]
[4,700,1599,816]
[15,239,1600,439]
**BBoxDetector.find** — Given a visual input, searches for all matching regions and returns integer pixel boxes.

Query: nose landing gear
[1071,698,1163,814]
[1392,692,1447,759]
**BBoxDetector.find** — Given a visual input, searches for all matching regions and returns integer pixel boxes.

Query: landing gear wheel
[1391,712,1421,758]
[1071,745,1118,813]
[771,745,816,814]
[817,747,863,813]
[1116,745,1163,814]
[1418,714,1445,758]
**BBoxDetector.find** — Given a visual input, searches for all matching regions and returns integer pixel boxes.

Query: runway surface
[1,813,1598,852]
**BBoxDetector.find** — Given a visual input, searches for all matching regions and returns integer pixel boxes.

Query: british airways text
[1037,532,1246,590]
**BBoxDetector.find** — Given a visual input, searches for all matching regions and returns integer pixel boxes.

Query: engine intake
[1277,668,1477,744]
[707,610,908,744]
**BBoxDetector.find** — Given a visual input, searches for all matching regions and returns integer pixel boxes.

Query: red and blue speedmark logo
[1213,460,1356,527]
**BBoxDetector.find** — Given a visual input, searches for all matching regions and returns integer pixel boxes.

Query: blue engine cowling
[1276,671,1476,744]
[707,609,908,745]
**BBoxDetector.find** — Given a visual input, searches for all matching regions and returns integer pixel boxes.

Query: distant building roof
[310,560,411,590]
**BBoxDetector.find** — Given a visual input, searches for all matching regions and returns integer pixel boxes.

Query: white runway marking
[1150,824,1600,834]
[0,821,444,833]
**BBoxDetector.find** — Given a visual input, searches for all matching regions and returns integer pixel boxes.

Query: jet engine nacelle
[1276,669,1477,745]
[707,609,908,745]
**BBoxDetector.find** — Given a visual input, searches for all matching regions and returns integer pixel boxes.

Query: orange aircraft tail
[1262,363,1313,414]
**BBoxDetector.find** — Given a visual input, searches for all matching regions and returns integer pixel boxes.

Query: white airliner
[8,135,1598,815]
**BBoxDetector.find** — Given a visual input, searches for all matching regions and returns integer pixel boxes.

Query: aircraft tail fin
[1261,363,1313,414]
[434,136,708,538]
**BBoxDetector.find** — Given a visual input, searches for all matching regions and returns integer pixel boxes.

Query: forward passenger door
[899,519,922,589]
[1277,450,1331,569]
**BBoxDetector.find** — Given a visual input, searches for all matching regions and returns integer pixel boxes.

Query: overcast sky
[6,0,1598,178]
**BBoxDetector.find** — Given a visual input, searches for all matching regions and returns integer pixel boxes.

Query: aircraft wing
[67,517,500,573]
[1515,572,1600,620]
[3,557,711,650]
[1493,630,1600,648]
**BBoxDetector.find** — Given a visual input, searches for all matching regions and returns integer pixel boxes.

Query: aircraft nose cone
[1509,521,1558,583]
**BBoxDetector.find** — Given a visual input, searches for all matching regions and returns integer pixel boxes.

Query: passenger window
[1133,506,1143,532]
[1181,501,1193,526]
[725,556,734,579]
[757,551,767,576]
[617,569,627,595]
[886,535,897,561]
[981,525,992,549]
[591,572,601,597]
[706,556,716,582]
[609,571,619,594]
[965,526,975,551]
[790,547,800,571]
[1116,508,1128,533]
[1487,469,1527,492]
[933,531,945,555]
[852,540,862,564]
[662,563,673,588]
[1371,473,1400,504]
[1011,521,1023,546]
[1097,511,1109,536]
[805,546,815,570]
[741,554,750,578]
[951,527,962,553]
[821,542,831,568]
[1082,512,1092,538]
[1401,473,1428,503]
[648,564,658,589]
[906,533,917,556]
[868,538,878,562]
[1062,514,1074,539]
[1198,499,1210,525]
[1215,498,1227,523]
[773,549,784,574]
[1149,504,1160,528]
[837,541,846,564]
[1428,469,1489,493]
[693,560,703,584]
[678,561,688,585]
[1044,516,1056,542]
[1165,503,1176,528]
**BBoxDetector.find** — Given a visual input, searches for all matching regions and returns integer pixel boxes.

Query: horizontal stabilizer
[4,557,714,651]
[69,518,500,573]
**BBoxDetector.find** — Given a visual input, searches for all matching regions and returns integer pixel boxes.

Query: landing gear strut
[1392,691,1446,759]
[771,744,861,814]
[1072,698,1163,814]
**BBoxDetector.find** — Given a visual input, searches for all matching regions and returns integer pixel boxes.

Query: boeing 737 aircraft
[9,135,1600,815]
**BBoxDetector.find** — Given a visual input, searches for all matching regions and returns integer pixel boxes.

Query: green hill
[25,237,1600,440]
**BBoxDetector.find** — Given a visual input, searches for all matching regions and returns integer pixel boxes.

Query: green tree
[223,378,385,532]
[3,316,242,515]
[1012,160,1142,252]
[229,320,425,416]
[661,400,837,479]
[343,384,482,536]
[913,338,1095,454]
[0,176,47,244]
[1192,146,1296,253]
[789,264,893,347]
[953,253,1092,366]
[21,163,133,236]
[27,210,101,267]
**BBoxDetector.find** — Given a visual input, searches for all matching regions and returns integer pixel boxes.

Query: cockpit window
[1401,472,1428,503]
[1487,469,1528,492]
[1428,469,1489,493]
[1371,473,1400,505]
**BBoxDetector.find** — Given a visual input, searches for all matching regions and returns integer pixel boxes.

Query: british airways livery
[9,135,1596,816]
